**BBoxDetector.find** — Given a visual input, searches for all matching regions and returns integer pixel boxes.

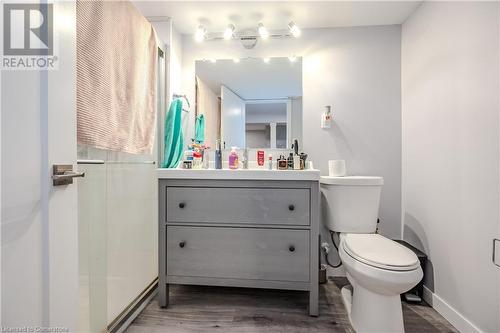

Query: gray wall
[182,25,403,240]
[402,2,499,332]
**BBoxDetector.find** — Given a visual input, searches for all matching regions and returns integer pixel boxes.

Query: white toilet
[320,176,423,333]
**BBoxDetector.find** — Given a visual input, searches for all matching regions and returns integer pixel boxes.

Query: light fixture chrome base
[240,36,258,49]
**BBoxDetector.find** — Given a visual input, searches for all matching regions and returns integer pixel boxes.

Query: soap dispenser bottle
[229,147,239,169]
[321,106,332,129]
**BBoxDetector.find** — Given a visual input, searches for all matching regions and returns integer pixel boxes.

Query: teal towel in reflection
[162,99,184,168]
[195,114,205,144]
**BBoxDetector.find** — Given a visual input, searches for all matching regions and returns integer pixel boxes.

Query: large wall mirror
[195,57,302,149]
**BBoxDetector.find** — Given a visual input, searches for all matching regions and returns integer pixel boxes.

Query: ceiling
[195,57,302,100]
[133,1,421,35]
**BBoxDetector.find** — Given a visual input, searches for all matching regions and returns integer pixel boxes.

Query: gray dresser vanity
[157,169,321,316]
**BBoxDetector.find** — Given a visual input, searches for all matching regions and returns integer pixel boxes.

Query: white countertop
[156,168,321,181]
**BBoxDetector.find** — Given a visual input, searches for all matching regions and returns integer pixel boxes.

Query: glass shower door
[78,161,107,333]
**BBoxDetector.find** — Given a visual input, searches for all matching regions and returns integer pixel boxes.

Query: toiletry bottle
[193,151,202,169]
[257,150,265,167]
[229,147,239,169]
[267,154,273,170]
[293,154,301,170]
[300,152,308,170]
[287,153,294,169]
[215,139,222,169]
[203,150,210,169]
[278,155,287,170]
[321,106,332,129]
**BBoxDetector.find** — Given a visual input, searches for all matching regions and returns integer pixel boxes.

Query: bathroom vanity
[157,168,321,316]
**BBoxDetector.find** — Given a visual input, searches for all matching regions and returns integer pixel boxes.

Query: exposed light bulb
[233,58,240,63]
[258,23,269,40]
[288,55,297,62]
[195,25,206,42]
[288,21,301,38]
[263,57,271,63]
[224,24,235,40]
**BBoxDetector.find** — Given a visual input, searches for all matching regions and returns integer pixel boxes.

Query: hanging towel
[195,114,205,144]
[162,99,184,168]
[76,1,157,154]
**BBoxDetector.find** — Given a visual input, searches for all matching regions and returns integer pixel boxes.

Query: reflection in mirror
[195,57,302,149]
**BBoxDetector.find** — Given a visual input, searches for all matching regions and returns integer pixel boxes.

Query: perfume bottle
[277,155,287,170]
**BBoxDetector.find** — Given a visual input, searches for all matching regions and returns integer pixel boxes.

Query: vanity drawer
[166,187,310,225]
[166,226,309,282]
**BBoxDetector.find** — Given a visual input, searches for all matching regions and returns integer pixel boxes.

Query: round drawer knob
[179,202,185,208]
[179,241,186,248]
[288,204,295,211]
[289,245,295,252]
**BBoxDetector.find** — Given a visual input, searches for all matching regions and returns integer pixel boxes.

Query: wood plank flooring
[125,278,458,333]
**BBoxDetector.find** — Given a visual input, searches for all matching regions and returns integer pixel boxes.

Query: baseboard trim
[108,279,158,333]
[422,285,433,306]
[422,285,483,333]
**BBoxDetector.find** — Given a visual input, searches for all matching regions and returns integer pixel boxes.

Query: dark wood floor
[125,278,458,333]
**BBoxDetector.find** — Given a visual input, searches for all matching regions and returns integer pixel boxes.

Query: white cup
[328,160,346,177]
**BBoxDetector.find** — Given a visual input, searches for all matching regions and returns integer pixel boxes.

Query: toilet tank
[320,176,384,233]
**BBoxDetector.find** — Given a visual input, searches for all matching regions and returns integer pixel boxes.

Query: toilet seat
[342,233,420,271]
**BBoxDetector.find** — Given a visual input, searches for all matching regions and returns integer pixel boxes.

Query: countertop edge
[156,169,321,181]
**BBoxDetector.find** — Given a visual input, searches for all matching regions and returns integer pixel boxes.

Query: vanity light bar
[194,25,206,42]
[258,23,269,40]
[224,24,235,40]
[194,22,301,42]
[200,56,300,64]
[288,21,301,38]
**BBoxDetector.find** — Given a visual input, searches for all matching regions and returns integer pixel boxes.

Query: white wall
[182,25,402,239]
[402,2,500,332]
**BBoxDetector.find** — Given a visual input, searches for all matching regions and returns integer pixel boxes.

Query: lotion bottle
[229,147,239,169]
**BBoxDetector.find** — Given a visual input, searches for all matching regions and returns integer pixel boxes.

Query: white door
[221,85,245,148]
[1,1,78,331]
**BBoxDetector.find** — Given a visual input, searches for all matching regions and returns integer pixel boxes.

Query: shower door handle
[52,164,85,186]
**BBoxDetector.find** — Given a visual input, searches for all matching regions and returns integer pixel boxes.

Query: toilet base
[340,282,405,333]
[340,284,353,316]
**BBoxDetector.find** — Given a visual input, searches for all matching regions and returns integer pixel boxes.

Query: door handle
[493,239,500,268]
[52,164,85,186]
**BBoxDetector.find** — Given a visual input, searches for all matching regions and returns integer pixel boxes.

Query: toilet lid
[342,234,420,271]
[320,176,384,186]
